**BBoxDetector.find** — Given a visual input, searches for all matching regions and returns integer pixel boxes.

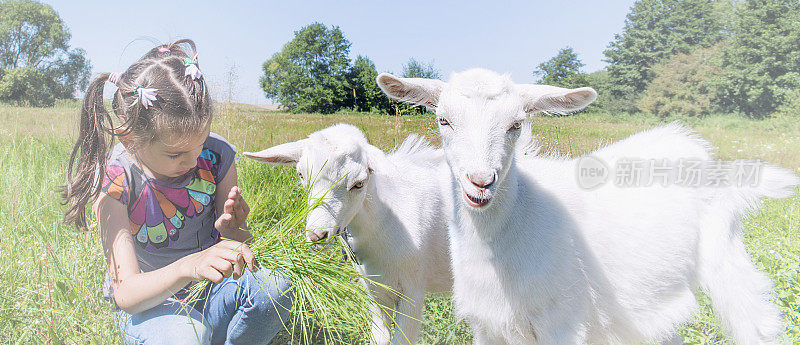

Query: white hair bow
[135,86,158,109]
[108,72,122,85]
[183,57,203,80]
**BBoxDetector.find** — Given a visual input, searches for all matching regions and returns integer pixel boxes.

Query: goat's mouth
[463,190,491,207]
[306,225,343,243]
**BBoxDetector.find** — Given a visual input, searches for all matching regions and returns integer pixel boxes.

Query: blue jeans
[115,269,292,345]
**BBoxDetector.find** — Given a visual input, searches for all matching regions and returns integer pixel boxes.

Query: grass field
[1,101,798,344]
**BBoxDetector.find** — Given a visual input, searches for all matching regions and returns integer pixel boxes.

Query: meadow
[0,101,798,344]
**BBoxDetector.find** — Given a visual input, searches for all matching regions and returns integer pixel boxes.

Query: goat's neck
[348,171,399,244]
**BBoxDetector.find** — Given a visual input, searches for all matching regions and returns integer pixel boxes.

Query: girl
[61,39,291,345]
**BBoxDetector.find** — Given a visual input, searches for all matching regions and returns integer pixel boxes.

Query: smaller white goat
[377,69,800,345]
[243,124,453,345]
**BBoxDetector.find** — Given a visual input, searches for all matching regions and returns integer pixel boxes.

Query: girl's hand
[182,240,258,283]
[215,186,250,234]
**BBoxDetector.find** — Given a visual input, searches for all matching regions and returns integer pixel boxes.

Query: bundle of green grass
[185,160,392,344]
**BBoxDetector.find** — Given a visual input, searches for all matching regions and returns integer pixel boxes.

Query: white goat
[243,124,453,345]
[377,68,799,345]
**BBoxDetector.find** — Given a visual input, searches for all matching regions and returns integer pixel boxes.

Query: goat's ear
[362,144,386,174]
[242,140,306,166]
[517,85,597,115]
[376,73,445,108]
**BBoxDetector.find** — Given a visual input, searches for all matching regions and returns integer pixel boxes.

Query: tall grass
[0,137,116,344]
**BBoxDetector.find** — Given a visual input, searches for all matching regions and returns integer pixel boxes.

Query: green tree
[638,44,725,117]
[260,23,352,114]
[715,0,800,117]
[348,55,388,112]
[402,58,441,79]
[0,0,91,106]
[533,47,589,89]
[603,0,726,111]
[582,69,615,112]
[0,66,53,106]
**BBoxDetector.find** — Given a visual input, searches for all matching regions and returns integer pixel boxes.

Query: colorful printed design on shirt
[102,148,220,249]
[103,165,130,206]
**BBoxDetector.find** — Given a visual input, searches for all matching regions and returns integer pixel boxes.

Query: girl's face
[131,127,211,180]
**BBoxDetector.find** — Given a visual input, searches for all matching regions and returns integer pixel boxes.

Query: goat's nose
[467,171,496,189]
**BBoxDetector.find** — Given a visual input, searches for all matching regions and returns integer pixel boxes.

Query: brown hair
[60,39,213,230]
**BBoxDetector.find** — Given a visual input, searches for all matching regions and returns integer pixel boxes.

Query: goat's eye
[509,121,522,131]
[351,181,365,190]
[438,117,451,127]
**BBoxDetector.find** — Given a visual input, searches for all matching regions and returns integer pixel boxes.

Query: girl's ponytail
[61,73,114,231]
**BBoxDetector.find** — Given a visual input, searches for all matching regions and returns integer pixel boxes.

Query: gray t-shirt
[100,132,236,298]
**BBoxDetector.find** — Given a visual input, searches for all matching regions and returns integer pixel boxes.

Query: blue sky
[49,0,637,104]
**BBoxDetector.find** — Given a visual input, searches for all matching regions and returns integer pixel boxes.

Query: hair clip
[134,86,158,109]
[183,58,203,80]
[158,46,171,53]
[108,72,122,85]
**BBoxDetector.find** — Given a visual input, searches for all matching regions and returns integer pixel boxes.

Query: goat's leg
[371,312,392,345]
[367,287,396,345]
[370,298,395,345]
[390,288,425,345]
[471,325,490,345]
[698,214,783,345]
[470,324,508,345]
